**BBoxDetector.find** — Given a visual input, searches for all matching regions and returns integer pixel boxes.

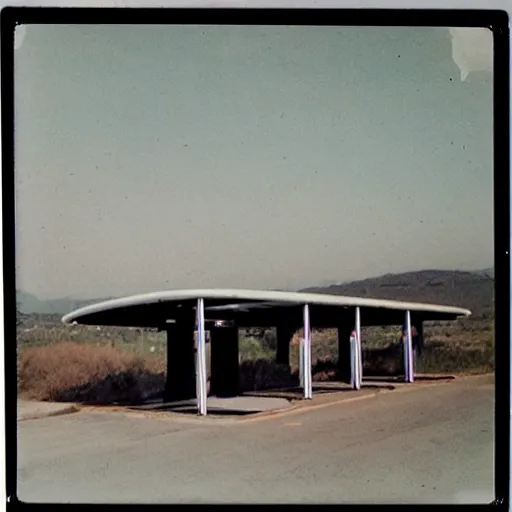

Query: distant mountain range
[17,268,494,317]
[16,291,113,316]
[301,268,494,316]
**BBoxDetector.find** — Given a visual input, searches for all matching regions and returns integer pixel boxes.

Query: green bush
[239,337,274,361]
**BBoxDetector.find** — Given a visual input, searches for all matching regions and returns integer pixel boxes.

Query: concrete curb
[452,372,494,381]
[366,372,493,397]
[79,392,381,425]
[18,404,80,422]
[239,390,380,423]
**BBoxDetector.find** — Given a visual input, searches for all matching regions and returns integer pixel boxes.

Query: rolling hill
[301,269,494,317]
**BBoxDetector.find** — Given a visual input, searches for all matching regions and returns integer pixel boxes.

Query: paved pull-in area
[17,374,494,504]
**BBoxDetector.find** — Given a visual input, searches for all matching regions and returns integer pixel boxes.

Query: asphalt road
[17,374,494,504]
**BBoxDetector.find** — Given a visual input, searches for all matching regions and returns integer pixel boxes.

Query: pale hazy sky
[14,24,493,300]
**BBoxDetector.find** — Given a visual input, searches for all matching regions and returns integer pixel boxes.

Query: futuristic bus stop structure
[62,289,471,416]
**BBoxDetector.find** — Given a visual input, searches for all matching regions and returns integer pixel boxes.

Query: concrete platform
[18,400,79,422]
[129,395,293,416]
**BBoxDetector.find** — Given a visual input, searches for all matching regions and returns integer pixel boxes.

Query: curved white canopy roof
[62,288,471,327]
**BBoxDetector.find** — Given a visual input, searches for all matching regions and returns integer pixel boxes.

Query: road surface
[17,374,494,504]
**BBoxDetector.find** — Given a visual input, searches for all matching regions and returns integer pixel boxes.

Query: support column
[414,320,424,358]
[276,323,295,367]
[210,326,240,397]
[299,338,304,388]
[303,304,312,399]
[354,307,362,390]
[337,322,353,384]
[164,308,196,403]
[196,298,208,415]
[404,310,414,383]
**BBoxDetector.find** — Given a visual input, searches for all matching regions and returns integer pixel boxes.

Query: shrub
[312,358,338,381]
[363,345,405,376]
[239,359,298,391]
[239,337,274,361]
[414,345,494,374]
[18,342,165,404]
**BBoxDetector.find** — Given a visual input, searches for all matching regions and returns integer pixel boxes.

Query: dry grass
[18,342,165,404]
